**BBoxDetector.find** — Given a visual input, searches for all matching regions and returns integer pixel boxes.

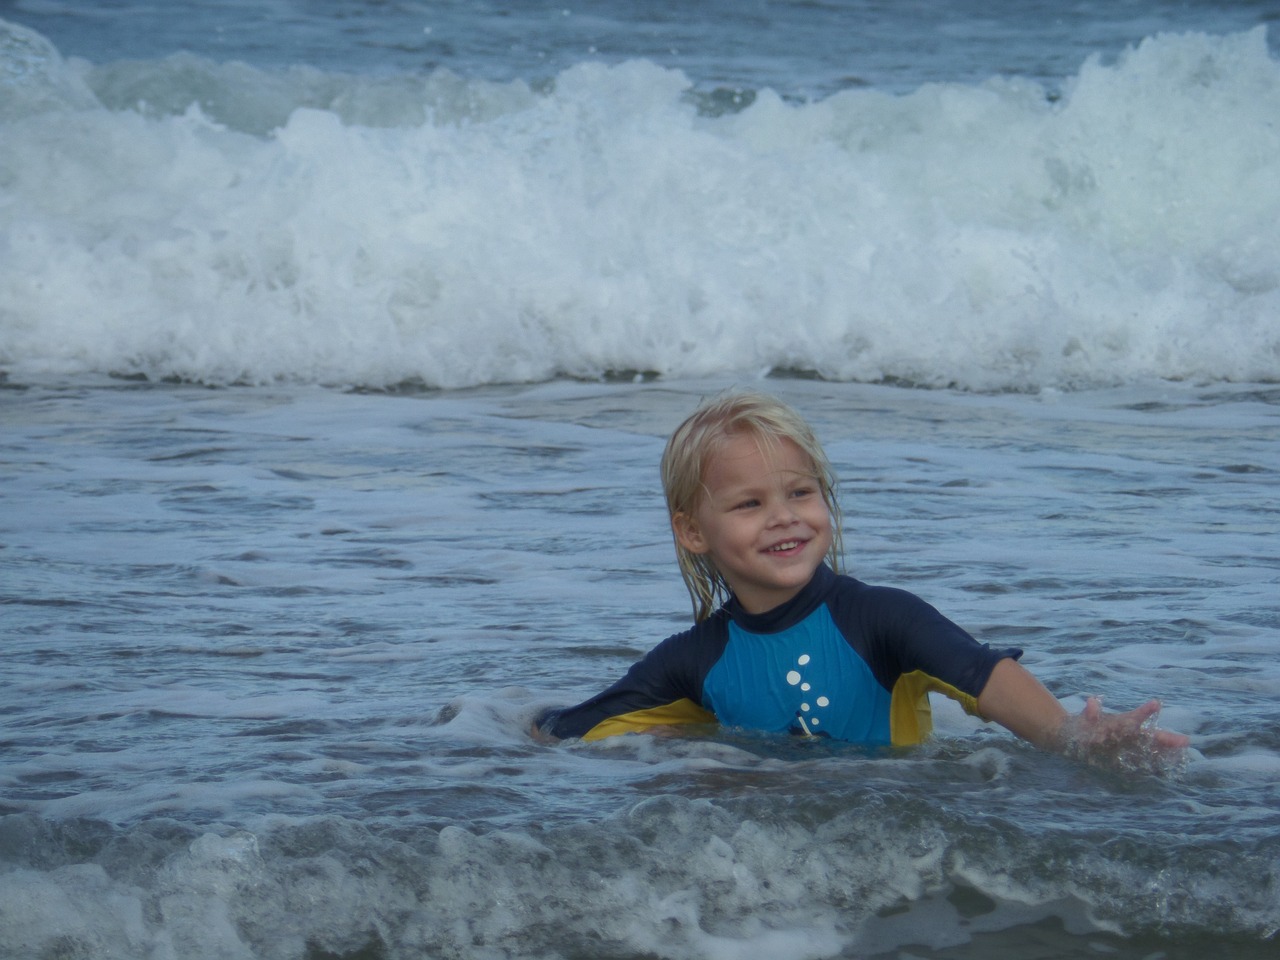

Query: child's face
[673,431,832,615]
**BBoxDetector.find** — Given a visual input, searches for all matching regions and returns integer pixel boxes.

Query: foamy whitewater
[2,9,1279,390]
[1,2,1278,959]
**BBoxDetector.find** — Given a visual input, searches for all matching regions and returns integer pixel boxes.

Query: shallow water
[2,376,1277,958]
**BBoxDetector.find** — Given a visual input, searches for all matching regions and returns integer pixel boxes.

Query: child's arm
[976,658,1189,767]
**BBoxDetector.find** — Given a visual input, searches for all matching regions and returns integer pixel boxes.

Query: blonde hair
[660,392,844,620]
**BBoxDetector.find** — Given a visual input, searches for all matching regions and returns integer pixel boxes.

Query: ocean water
[1,2,1279,958]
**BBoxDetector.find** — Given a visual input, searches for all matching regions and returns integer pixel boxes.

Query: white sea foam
[2,21,1277,390]
[3,783,1275,960]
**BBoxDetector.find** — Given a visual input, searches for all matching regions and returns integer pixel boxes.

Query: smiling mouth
[768,540,805,553]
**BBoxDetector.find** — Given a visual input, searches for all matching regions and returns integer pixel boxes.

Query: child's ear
[671,511,708,554]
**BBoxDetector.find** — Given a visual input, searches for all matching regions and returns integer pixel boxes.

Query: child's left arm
[976,658,1189,769]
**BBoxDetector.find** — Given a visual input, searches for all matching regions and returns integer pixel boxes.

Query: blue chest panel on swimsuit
[704,605,891,742]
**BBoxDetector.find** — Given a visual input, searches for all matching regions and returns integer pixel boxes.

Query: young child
[535,392,1188,765]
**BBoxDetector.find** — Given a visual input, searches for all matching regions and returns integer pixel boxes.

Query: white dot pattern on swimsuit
[786,653,832,733]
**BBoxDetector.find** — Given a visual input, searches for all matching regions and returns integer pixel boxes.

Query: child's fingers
[1128,699,1163,726]
[1154,728,1191,748]
[1115,700,1189,747]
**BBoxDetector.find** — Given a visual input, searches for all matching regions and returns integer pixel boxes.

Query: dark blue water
[3,0,1276,96]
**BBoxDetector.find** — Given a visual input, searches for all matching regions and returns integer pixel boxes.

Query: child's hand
[1058,696,1189,774]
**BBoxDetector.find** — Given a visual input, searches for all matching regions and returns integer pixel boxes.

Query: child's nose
[767,499,799,525]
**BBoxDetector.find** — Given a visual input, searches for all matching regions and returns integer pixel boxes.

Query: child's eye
[733,499,760,510]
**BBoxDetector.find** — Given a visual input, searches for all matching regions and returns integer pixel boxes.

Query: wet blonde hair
[660,392,844,621]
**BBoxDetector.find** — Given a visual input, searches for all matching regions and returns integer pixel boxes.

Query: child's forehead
[704,429,815,475]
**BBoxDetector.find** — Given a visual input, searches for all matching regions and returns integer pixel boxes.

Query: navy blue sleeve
[827,579,1021,698]
[535,616,730,740]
